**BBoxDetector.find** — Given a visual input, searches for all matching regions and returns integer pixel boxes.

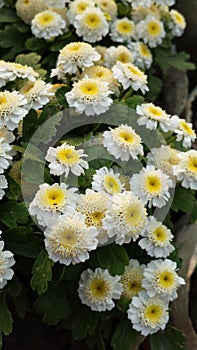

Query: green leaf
[22,109,39,142]
[7,277,22,297]
[0,8,19,23]
[5,177,21,201]
[25,36,46,52]
[0,24,28,58]
[30,250,54,295]
[96,244,129,276]
[0,201,29,228]
[146,75,162,101]
[111,319,144,350]
[171,187,196,214]
[123,95,145,109]
[55,85,70,107]
[150,325,186,350]
[0,292,13,335]
[34,283,71,325]
[155,49,195,74]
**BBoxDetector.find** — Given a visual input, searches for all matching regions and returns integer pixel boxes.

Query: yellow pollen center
[23,0,29,4]
[77,3,88,13]
[152,227,167,242]
[188,156,197,173]
[103,175,121,194]
[69,44,81,51]
[85,211,105,227]
[0,95,7,105]
[45,188,65,207]
[125,205,141,225]
[180,120,195,135]
[139,44,150,57]
[57,148,79,165]
[174,12,184,25]
[84,14,101,28]
[145,175,162,193]
[118,131,134,144]
[128,65,142,76]
[167,156,179,165]
[158,270,175,289]
[147,21,161,36]
[59,228,77,250]
[148,106,163,117]
[117,22,133,34]
[144,304,163,323]
[80,82,99,95]
[38,14,55,25]
[118,53,131,63]
[89,278,108,298]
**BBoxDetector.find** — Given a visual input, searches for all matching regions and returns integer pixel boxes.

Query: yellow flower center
[117,21,134,35]
[188,156,197,173]
[128,65,142,76]
[59,228,78,251]
[21,81,34,94]
[125,204,141,226]
[118,131,134,144]
[38,13,55,26]
[147,106,163,117]
[180,120,195,136]
[80,82,99,96]
[147,21,161,36]
[144,304,163,323]
[173,11,185,25]
[103,175,121,194]
[56,148,80,165]
[0,95,7,105]
[121,270,143,298]
[145,175,162,193]
[89,278,109,298]
[152,226,167,243]
[77,3,88,13]
[85,211,105,227]
[43,188,65,208]
[68,43,81,51]
[139,43,151,57]
[158,270,175,289]
[118,52,131,63]
[84,13,101,29]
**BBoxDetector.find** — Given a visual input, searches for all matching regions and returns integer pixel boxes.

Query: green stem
[96,330,106,350]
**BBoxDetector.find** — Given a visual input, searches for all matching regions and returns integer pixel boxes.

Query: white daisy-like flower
[125,0,152,7]
[0,175,7,199]
[0,137,13,174]
[142,259,185,301]
[127,290,169,336]
[51,42,100,78]
[168,9,186,37]
[103,124,144,162]
[147,145,181,179]
[103,191,147,244]
[173,150,197,190]
[173,117,196,148]
[0,91,28,131]
[20,80,54,110]
[76,189,110,244]
[130,165,174,208]
[31,9,67,40]
[136,15,166,48]
[104,45,134,68]
[65,77,113,116]
[130,41,153,70]
[0,234,15,289]
[93,0,117,19]
[44,212,98,265]
[120,259,145,300]
[45,142,89,177]
[67,0,95,25]
[136,102,174,131]
[91,166,124,195]
[139,216,174,258]
[110,17,136,43]
[15,0,47,25]
[112,61,149,94]
[29,183,78,227]
[78,267,123,311]
[73,6,109,43]
[80,66,119,95]
[0,60,39,87]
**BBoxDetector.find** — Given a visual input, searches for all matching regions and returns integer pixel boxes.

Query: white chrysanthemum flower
[130,165,174,208]
[112,61,149,94]
[136,15,166,48]
[110,18,136,43]
[91,166,124,195]
[31,9,67,40]
[120,259,145,300]
[104,45,134,68]
[174,117,196,148]
[127,290,169,336]
[0,137,13,174]
[20,80,54,110]
[80,66,119,95]
[139,216,174,258]
[130,41,153,70]
[103,191,147,244]
[103,124,144,162]
[51,42,100,78]
[44,212,98,265]
[155,0,175,6]
[0,60,39,87]
[0,175,8,200]
[147,145,181,179]
[0,91,28,131]
[142,259,185,301]
[93,0,117,19]
[45,0,69,8]
[76,189,109,244]
[0,127,15,145]
[45,142,89,177]
[173,150,197,190]
[168,9,186,37]
[0,234,15,289]
[29,183,78,227]
[136,103,174,131]
[125,0,152,7]
[73,6,109,43]
[131,4,161,23]
[67,0,95,24]
[15,0,47,24]
[65,77,113,116]
[78,267,123,311]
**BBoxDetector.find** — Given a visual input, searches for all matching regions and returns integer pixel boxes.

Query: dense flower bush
[0,0,196,349]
